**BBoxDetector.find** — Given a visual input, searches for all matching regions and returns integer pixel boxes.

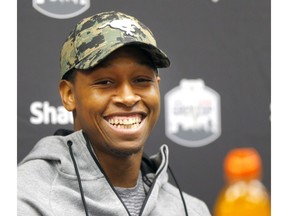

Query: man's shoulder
[17,132,70,182]
[18,130,83,164]
[160,183,211,216]
[17,130,91,183]
[18,154,58,184]
[17,134,63,184]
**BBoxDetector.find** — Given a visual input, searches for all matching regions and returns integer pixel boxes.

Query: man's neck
[96,151,143,188]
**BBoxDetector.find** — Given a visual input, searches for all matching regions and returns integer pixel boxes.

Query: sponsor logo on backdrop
[165,79,221,147]
[30,101,73,125]
[32,0,90,19]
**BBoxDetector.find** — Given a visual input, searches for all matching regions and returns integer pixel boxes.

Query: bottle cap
[224,148,262,182]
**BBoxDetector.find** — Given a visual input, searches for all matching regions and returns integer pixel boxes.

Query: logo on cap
[98,19,140,36]
[165,79,221,147]
[32,0,90,19]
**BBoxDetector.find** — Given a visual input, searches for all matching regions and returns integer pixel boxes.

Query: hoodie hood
[20,130,106,180]
[19,130,168,181]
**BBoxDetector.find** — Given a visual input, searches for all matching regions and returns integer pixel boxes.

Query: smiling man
[18,11,211,216]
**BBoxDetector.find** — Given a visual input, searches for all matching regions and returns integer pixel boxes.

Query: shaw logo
[165,79,221,147]
[30,101,73,125]
[32,0,90,19]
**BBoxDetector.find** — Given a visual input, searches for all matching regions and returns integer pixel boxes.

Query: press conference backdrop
[18,0,270,212]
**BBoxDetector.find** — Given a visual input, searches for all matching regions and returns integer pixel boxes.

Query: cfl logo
[35,0,87,5]
[33,0,90,19]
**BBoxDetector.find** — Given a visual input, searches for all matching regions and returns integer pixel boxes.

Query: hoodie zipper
[138,147,167,216]
[84,134,132,216]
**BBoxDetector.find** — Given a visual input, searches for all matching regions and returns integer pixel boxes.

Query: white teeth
[107,116,142,129]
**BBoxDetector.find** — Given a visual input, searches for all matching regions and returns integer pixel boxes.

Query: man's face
[62,46,161,157]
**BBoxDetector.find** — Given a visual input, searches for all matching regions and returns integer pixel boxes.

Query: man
[18,11,211,216]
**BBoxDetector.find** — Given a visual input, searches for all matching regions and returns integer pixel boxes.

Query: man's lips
[104,113,146,129]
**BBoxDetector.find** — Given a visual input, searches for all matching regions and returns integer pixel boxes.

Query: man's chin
[106,144,143,158]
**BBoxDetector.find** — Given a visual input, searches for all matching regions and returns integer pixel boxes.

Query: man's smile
[104,113,146,130]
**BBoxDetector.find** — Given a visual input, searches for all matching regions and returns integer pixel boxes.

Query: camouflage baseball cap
[60,11,170,78]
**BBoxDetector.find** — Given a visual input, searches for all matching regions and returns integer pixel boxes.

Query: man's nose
[113,83,141,107]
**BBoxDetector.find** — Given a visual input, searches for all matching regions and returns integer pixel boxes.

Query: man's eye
[134,78,152,83]
[95,80,113,85]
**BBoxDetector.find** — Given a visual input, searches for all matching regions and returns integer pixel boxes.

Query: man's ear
[59,80,75,111]
[157,76,161,84]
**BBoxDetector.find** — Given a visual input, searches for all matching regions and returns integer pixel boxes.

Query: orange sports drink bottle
[214,148,270,216]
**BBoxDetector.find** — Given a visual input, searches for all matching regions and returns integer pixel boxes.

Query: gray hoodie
[18,130,211,216]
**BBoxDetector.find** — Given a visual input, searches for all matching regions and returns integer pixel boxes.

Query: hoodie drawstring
[168,165,189,216]
[67,140,90,216]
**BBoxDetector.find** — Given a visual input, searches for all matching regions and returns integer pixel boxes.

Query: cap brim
[75,42,170,70]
